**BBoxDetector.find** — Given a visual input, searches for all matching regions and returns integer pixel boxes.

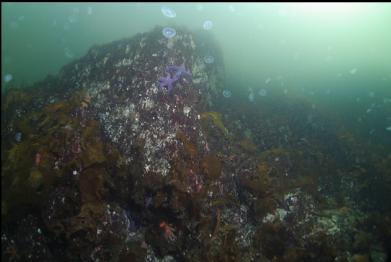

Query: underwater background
[1,3,391,261]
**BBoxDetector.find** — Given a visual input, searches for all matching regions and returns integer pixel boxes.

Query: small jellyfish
[68,14,78,23]
[223,90,232,98]
[4,74,13,83]
[228,5,236,12]
[350,68,357,75]
[161,6,176,18]
[386,126,391,131]
[15,132,22,142]
[162,27,176,38]
[258,89,267,96]
[87,7,93,15]
[248,92,255,102]
[203,55,214,64]
[64,47,74,58]
[196,4,204,11]
[203,20,213,30]
[369,91,375,98]
[265,77,272,84]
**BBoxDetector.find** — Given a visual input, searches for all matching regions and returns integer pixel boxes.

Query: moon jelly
[203,20,213,30]
[249,93,255,102]
[228,5,236,12]
[204,55,214,64]
[162,27,176,38]
[4,74,13,83]
[223,90,232,98]
[64,47,74,58]
[15,132,22,142]
[196,4,204,11]
[161,6,176,18]
[265,77,272,84]
[68,14,78,23]
[259,89,267,96]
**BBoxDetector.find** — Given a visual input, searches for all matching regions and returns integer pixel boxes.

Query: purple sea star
[158,63,192,93]
[158,73,177,93]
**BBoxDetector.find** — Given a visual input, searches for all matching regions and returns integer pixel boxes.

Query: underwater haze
[2,2,391,261]
[2,3,391,144]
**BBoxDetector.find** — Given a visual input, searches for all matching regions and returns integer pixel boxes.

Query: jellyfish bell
[203,20,213,30]
[228,5,236,12]
[196,4,204,11]
[223,90,232,98]
[259,89,267,96]
[161,6,176,18]
[162,27,176,38]
[249,92,255,102]
[4,74,13,83]
[203,55,214,64]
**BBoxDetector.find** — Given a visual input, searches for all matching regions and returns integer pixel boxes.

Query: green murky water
[1,3,391,261]
[2,3,391,145]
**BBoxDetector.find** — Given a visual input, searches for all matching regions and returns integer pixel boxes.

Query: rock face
[58,26,224,178]
[2,26,391,262]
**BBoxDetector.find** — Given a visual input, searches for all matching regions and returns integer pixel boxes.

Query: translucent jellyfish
[203,20,213,30]
[161,6,176,18]
[4,74,13,83]
[248,92,255,102]
[265,77,272,84]
[68,14,78,23]
[203,55,214,64]
[350,68,357,75]
[369,91,375,98]
[386,126,391,131]
[87,7,93,15]
[162,27,176,38]
[196,4,204,11]
[259,89,267,96]
[223,90,232,98]
[14,132,22,142]
[64,47,74,58]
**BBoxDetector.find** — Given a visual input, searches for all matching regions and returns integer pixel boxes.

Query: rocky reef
[1,26,390,261]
